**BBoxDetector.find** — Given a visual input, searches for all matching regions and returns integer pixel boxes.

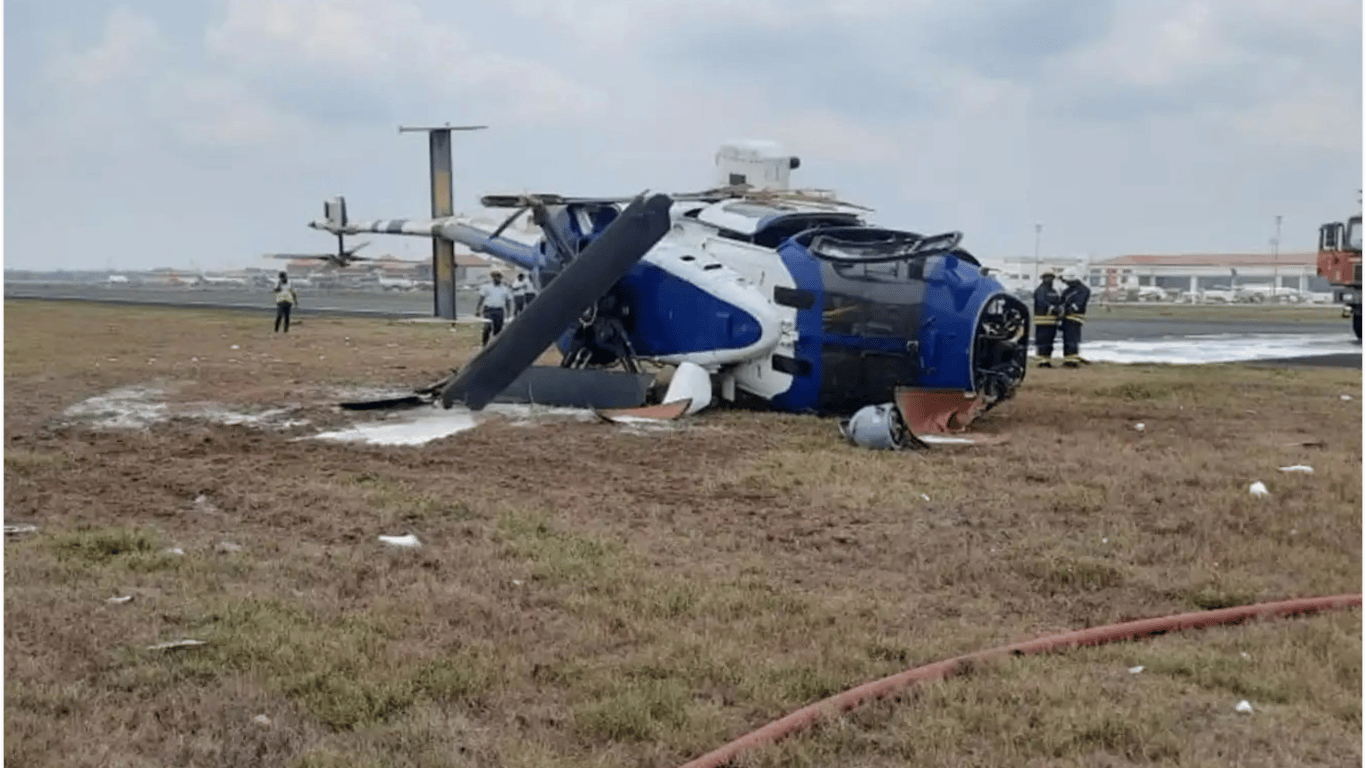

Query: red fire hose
[677,594,1361,768]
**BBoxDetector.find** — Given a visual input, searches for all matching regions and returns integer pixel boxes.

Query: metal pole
[1273,214,1282,299]
[398,123,488,319]
[1033,223,1042,283]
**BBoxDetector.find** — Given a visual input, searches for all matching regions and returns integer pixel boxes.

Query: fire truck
[1317,200,1362,340]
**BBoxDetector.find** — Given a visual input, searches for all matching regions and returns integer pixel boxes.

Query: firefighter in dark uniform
[1059,268,1090,367]
[1032,269,1063,367]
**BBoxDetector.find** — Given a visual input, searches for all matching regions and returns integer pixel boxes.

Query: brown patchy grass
[4,299,1361,767]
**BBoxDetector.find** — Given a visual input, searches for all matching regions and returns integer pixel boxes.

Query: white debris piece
[1342,395,1353,401]
[1278,465,1313,474]
[1248,481,1269,497]
[1235,700,1253,714]
[1134,422,1146,431]
[1240,652,1251,660]
[378,534,420,548]
[919,434,976,445]
[663,361,713,415]
[147,639,206,651]
[216,541,243,553]
[512,579,524,586]
[1102,538,1109,544]
[230,344,240,350]
[165,547,185,555]
[4,523,38,535]
[1128,666,1144,674]
[920,493,931,501]
[253,714,272,727]
[107,595,133,604]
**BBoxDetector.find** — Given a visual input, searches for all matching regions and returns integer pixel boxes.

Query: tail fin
[323,196,348,230]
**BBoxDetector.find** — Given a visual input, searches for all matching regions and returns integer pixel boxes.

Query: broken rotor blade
[441,192,673,411]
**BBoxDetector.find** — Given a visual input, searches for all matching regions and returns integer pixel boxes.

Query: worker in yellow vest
[273,272,298,333]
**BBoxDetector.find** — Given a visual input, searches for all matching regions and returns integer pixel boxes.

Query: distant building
[980,254,1091,293]
[1087,251,1326,299]
[455,252,493,285]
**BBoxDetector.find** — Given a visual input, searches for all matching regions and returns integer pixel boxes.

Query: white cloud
[1223,80,1364,153]
[205,0,438,77]
[163,74,313,147]
[204,0,608,128]
[6,0,1362,271]
[46,5,163,88]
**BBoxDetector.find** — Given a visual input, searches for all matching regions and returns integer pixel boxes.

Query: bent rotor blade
[442,192,672,411]
[489,206,529,239]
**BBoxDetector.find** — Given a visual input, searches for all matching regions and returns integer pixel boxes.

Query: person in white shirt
[475,271,514,346]
[511,273,530,316]
[272,272,298,333]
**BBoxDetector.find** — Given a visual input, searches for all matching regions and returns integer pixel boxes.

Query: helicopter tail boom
[307,195,547,272]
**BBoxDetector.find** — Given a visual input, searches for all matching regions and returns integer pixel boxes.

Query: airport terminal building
[985,251,1330,303]
[1086,251,1329,301]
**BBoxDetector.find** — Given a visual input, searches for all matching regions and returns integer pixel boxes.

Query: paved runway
[4,284,446,318]
[6,283,1360,367]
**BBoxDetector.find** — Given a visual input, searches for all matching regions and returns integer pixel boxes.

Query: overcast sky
[5,0,1362,272]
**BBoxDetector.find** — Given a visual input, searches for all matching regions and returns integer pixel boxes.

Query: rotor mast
[398,123,488,319]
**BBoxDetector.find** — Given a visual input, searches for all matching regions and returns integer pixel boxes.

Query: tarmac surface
[6,283,1360,367]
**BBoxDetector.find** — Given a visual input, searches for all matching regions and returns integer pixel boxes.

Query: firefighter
[1059,268,1090,368]
[1032,269,1063,367]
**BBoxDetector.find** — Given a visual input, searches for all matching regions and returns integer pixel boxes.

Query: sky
[4,0,1363,272]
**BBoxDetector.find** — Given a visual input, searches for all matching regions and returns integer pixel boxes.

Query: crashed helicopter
[307,141,1031,437]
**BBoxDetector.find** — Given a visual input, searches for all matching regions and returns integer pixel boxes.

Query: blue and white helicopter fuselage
[311,189,1031,419]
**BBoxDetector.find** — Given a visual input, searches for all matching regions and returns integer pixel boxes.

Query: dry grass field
[4,300,1362,767]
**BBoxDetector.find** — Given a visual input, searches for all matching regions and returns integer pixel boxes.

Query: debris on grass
[147,639,206,651]
[918,434,975,445]
[5,523,38,535]
[1235,700,1254,714]
[1134,422,1146,431]
[379,534,420,548]
[1128,665,1144,674]
[1278,465,1314,474]
[106,596,133,604]
[63,383,307,431]
[215,541,243,553]
[165,547,185,555]
[1248,481,1269,497]
[253,714,272,727]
